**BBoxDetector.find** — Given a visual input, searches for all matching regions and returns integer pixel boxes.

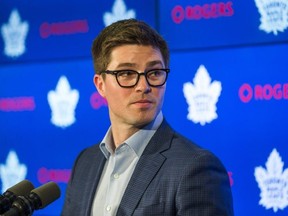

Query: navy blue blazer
[62,120,234,216]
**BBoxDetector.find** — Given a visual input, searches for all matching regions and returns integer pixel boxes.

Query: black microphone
[0,180,34,214]
[1,181,61,216]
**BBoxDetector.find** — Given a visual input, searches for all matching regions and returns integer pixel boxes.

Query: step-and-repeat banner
[0,0,287,215]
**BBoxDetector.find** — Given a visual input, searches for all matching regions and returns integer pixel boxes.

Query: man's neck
[109,111,163,150]
[110,124,140,150]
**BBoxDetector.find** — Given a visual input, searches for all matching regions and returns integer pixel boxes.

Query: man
[62,19,234,216]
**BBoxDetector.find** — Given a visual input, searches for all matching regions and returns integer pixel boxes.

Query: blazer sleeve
[175,150,234,216]
[61,148,87,216]
[61,151,82,216]
[61,145,106,216]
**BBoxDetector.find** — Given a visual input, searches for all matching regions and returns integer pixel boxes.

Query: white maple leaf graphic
[183,65,221,126]
[0,150,27,193]
[1,9,29,57]
[47,76,79,128]
[254,0,288,35]
[254,148,288,212]
[103,0,136,27]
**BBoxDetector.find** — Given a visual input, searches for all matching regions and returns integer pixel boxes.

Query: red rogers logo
[239,83,288,103]
[90,92,107,109]
[228,171,234,186]
[39,19,89,38]
[37,167,71,184]
[0,97,35,111]
[171,1,234,24]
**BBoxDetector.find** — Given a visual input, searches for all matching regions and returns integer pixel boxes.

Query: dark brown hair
[91,19,170,74]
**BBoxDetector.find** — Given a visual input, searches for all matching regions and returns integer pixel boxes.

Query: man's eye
[149,70,162,77]
[118,71,136,77]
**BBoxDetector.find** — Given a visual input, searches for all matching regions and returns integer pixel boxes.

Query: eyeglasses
[100,69,170,88]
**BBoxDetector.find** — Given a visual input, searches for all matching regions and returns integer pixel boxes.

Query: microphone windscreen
[31,182,61,209]
[6,180,34,196]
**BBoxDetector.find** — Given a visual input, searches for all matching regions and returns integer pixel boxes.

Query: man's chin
[133,115,156,128]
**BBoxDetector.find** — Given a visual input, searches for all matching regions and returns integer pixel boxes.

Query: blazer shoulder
[159,121,228,171]
[69,144,103,179]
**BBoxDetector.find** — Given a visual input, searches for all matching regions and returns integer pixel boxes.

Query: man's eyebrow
[115,60,164,69]
[116,63,137,68]
[146,60,164,68]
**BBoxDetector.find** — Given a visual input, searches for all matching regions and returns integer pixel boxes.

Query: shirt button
[106,205,111,212]
[113,173,119,179]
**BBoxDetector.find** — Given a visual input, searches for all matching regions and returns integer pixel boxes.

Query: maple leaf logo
[254,148,288,212]
[47,76,79,128]
[103,0,136,27]
[1,9,29,58]
[0,150,27,193]
[254,0,288,35]
[183,65,222,126]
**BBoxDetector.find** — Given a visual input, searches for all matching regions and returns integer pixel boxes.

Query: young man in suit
[62,19,234,216]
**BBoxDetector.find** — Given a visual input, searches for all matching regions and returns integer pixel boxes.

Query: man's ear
[93,74,105,98]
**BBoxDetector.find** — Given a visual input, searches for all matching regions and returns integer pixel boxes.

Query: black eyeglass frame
[99,68,170,88]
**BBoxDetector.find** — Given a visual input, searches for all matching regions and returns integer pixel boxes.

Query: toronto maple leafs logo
[0,150,27,193]
[183,65,222,126]
[103,0,136,27]
[254,148,288,212]
[254,0,288,35]
[47,76,79,128]
[1,9,29,58]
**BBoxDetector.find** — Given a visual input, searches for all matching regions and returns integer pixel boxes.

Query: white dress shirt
[91,112,163,216]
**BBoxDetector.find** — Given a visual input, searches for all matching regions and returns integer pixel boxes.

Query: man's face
[94,45,167,128]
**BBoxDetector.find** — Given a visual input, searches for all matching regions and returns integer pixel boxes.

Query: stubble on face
[96,45,166,130]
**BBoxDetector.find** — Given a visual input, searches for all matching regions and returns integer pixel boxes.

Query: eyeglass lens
[116,69,167,87]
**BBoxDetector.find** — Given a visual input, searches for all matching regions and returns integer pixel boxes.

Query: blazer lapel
[84,146,107,216]
[116,120,174,216]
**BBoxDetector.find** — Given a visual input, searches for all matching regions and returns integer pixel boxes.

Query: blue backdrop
[0,0,288,215]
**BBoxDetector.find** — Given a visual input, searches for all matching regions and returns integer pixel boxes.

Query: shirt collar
[99,111,163,159]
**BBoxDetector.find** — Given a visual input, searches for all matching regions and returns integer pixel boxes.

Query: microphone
[0,180,34,214]
[1,181,61,216]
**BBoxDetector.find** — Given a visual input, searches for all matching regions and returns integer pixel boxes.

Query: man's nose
[135,74,151,92]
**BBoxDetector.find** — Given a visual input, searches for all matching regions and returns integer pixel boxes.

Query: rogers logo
[0,97,35,111]
[172,1,234,24]
[239,83,288,103]
[90,92,107,109]
[228,171,234,186]
[39,20,89,38]
[37,167,71,184]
